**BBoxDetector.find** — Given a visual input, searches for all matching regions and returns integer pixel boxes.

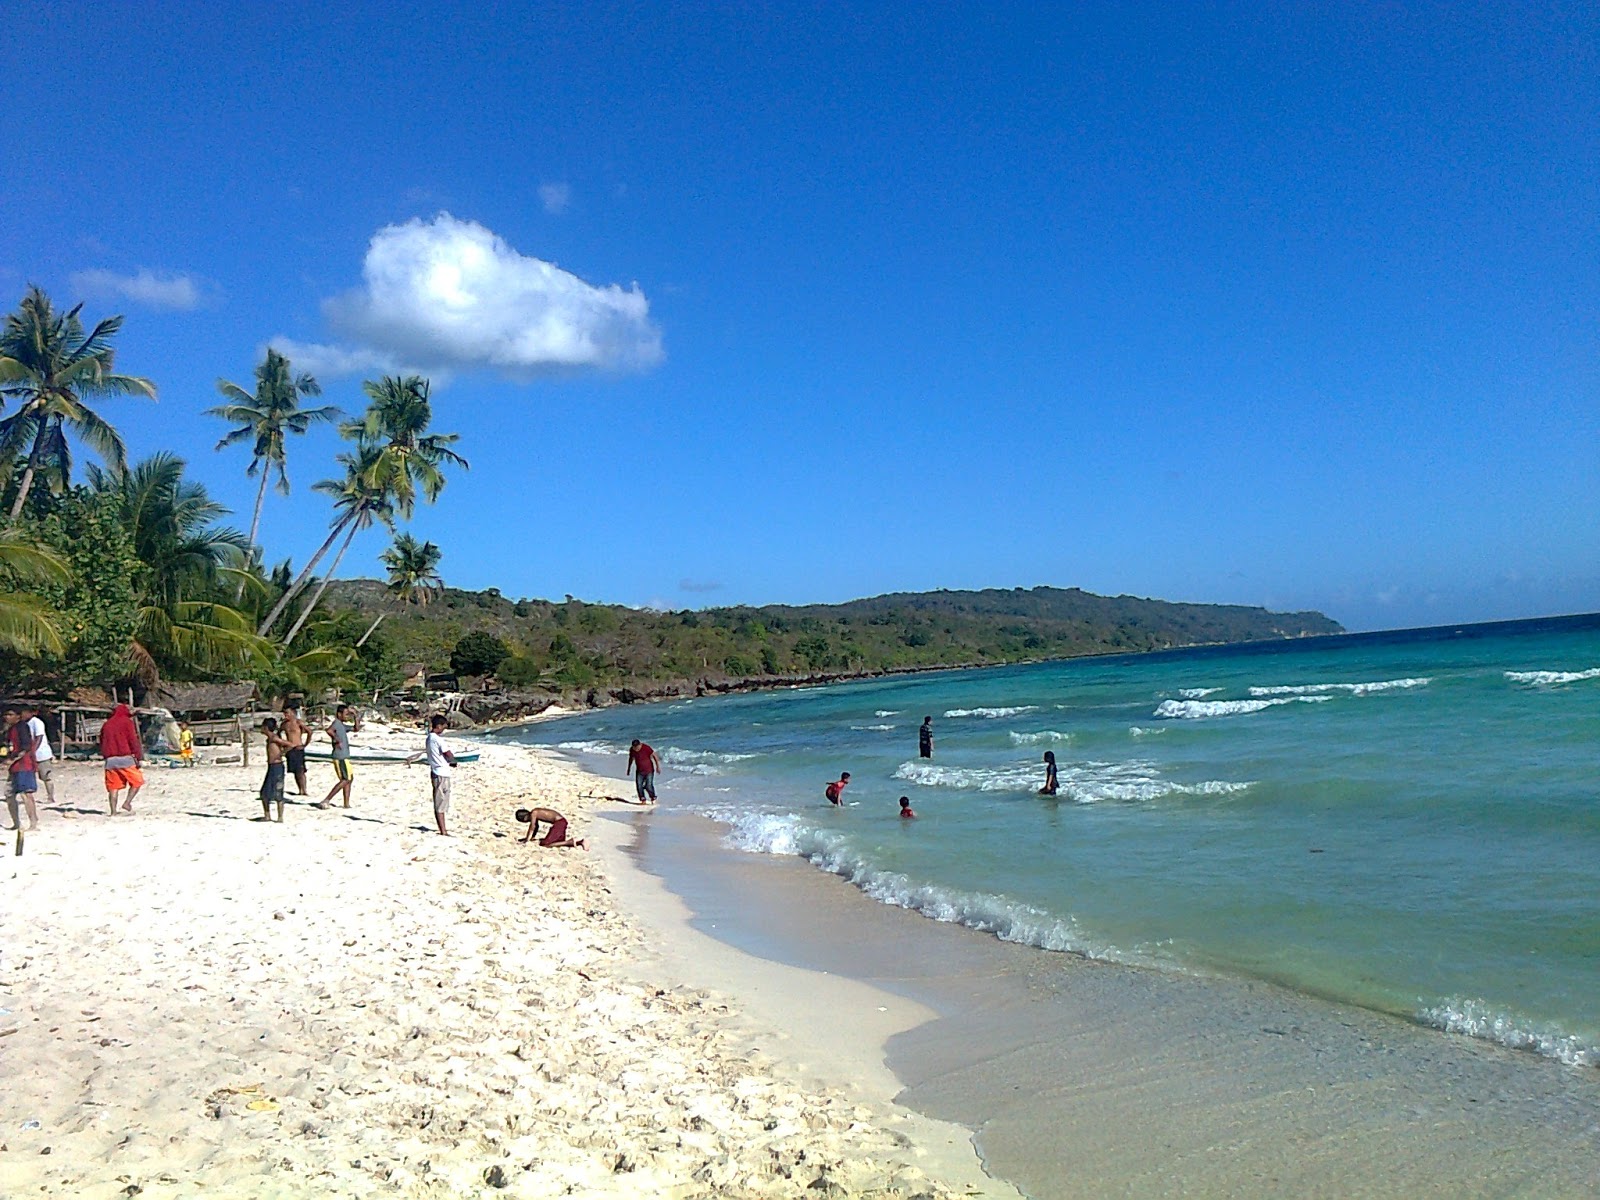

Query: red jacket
[99,705,144,760]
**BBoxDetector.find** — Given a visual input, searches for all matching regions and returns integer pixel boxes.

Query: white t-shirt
[27,716,52,762]
[424,731,453,776]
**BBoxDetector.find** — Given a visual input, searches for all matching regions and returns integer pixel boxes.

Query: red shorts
[539,817,569,846]
[105,765,145,792]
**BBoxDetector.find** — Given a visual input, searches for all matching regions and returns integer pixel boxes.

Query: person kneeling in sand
[516,806,586,849]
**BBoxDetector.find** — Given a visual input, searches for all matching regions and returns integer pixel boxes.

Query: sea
[493,613,1600,1069]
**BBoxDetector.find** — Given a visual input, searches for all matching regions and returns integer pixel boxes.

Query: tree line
[0,285,460,700]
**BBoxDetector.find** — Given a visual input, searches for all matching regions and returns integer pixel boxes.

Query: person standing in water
[919,716,934,759]
[1039,750,1059,796]
[626,739,660,804]
[899,796,916,819]
[825,772,851,805]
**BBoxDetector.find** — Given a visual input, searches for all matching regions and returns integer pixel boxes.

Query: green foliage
[450,630,509,677]
[497,654,544,689]
[0,286,157,517]
[0,487,140,685]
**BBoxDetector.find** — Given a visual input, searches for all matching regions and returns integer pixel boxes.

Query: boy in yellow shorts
[177,720,194,765]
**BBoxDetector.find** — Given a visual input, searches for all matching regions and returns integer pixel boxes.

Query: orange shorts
[105,765,145,791]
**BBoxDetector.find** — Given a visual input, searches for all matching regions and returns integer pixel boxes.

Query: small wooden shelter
[147,681,261,747]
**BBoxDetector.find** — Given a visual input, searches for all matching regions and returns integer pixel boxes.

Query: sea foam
[1504,667,1600,686]
[1248,677,1431,697]
[851,724,898,732]
[1008,730,1072,745]
[708,808,1134,961]
[556,739,623,755]
[892,758,1251,804]
[1153,696,1331,719]
[661,747,759,766]
[1419,998,1597,1067]
[1177,687,1222,699]
[943,705,1040,719]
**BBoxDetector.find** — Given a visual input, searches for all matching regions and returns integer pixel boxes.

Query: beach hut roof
[147,681,260,714]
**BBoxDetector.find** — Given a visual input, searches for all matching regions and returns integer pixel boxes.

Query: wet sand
[625,804,1600,1198]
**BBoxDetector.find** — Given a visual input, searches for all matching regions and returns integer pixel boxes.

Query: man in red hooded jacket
[99,704,145,815]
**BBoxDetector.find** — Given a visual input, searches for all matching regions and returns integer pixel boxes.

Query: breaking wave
[661,747,760,766]
[1154,697,1332,719]
[1177,687,1222,699]
[1504,668,1600,686]
[944,705,1040,719]
[851,724,898,732]
[707,809,1137,961]
[1008,730,1072,745]
[1248,677,1431,697]
[1419,998,1597,1067]
[892,759,1251,804]
[874,710,902,717]
[556,739,623,755]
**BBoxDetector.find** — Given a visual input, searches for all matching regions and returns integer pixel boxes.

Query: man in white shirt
[408,714,456,836]
[24,705,54,806]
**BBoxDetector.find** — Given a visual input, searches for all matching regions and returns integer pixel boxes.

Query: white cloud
[539,182,572,214]
[267,337,398,379]
[679,579,725,593]
[71,267,207,310]
[275,213,662,378]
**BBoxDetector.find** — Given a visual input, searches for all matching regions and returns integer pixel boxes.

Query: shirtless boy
[259,717,292,822]
[516,806,586,849]
[280,703,312,795]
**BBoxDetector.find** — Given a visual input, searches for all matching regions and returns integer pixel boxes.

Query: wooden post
[239,715,248,768]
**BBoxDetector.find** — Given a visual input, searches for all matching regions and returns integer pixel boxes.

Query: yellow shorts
[332,759,353,783]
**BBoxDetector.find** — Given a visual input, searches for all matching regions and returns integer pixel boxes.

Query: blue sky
[3,2,1596,632]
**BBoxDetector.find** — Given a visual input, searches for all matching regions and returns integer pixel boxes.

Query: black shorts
[286,747,306,774]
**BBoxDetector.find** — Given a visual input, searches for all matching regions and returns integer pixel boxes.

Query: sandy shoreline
[0,725,1006,1198]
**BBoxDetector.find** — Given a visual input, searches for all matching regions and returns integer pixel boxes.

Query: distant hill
[324,582,1343,699]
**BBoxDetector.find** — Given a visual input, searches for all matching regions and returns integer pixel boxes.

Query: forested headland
[320,580,1344,709]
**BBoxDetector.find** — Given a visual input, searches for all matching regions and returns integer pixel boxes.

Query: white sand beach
[0,726,1009,1199]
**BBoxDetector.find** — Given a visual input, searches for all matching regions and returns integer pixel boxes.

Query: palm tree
[90,454,270,680]
[207,349,339,550]
[356,533,443,647]
[0,286,156,517]
[0,528,69,655]
[280,448,397,646]
[340,375,467,520]
[256,375,464,636]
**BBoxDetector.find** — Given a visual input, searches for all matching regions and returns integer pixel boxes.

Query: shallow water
[499,613,1600,1067]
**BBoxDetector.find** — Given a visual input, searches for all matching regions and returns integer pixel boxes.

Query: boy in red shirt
[824,772,850,805]
[4,707,39,831]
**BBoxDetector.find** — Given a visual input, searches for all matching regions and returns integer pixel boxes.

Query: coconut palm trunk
[9,420,54,518]
[256,515,351,636]
[282,518,362,645]
[246,468,271,550]
[355,610,387,648]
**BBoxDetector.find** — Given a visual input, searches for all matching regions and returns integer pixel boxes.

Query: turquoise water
[498,615,1600,1066]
